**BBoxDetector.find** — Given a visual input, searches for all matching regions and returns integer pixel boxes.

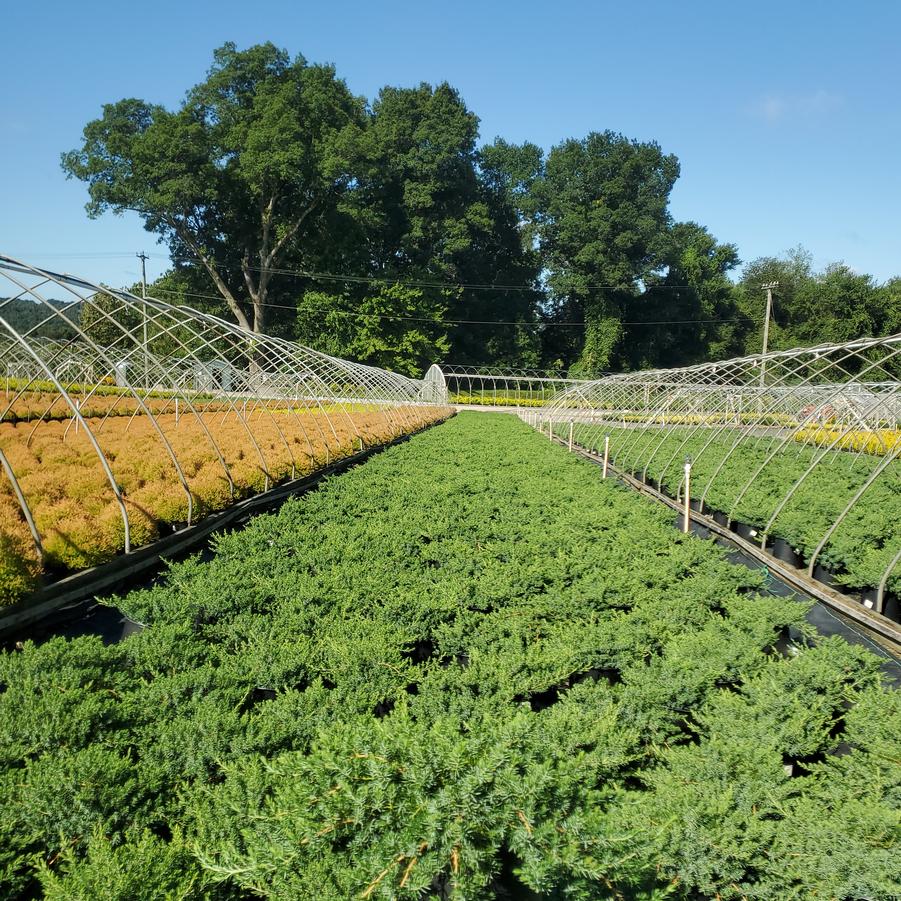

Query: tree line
[61,42,901,377]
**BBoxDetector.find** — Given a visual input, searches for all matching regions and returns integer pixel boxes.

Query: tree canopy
[529,131,680,373]
[64,41,901,376]
[62,42,364,334]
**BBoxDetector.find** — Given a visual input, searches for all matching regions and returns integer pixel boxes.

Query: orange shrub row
[0,404,449,605]
[0,390,237,423]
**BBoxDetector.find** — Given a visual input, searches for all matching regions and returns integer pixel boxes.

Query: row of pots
[622,466,901,624]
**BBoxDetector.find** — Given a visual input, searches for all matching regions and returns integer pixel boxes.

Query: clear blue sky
[2,0,899,289]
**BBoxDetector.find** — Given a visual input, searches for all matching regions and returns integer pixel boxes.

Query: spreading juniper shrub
[0,413,897,899]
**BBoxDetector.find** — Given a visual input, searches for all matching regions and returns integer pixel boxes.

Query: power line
[151,285,762,328]
[7,249,716,294]
[153,286,559,324]
[164,253,699,294]
[8,252,140,259]
[8,251,761,327]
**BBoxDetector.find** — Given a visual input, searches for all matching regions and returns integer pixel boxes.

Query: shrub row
[561,422,901,594]
[0,405,448,605]
[794,423,901,456]
[451,393,552,407]
[0,412,897,898]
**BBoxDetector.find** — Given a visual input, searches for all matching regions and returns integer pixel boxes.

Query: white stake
[175,397,179,426]
[683,457,692,533]
[602,435,610,479]
[568,420,574,452]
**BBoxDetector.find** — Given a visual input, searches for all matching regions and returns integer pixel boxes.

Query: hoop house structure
[440,365,585,407]
[0,254,450,606]
[536,336,901,621]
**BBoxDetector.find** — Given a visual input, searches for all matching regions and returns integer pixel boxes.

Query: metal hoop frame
[437,364,583,407]
[0,254,448,585]
[536,336,901,614]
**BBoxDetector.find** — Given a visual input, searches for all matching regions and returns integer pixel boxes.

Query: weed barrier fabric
[683,517,901,684]
[1,412,899,899]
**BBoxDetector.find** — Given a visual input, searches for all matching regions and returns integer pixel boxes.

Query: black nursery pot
[771,537,801,568]
[712,510,729,527]
[882,593,901,624]
[812,562,837,588]
[733,520,760,542]
[689,499,702,512]
[859,587,901,624]
[861,587,879,611]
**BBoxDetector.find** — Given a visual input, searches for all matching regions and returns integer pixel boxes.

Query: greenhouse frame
[437,364,582,407]
[0,254,450,606]
[2,251,901,633]
[531,336,901,621]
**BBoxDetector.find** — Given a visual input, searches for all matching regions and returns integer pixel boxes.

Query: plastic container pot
[733,520,760,542]
[771,537,802,568]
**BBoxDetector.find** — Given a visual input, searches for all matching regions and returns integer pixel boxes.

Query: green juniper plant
[0,413,897,898]
[565,421,901,593]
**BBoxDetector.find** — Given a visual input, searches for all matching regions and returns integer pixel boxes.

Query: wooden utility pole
[137,252,149,391]
[759,282,778,387]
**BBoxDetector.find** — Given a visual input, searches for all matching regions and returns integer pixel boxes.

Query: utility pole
[137,252,149,392]
[759,282,778,387]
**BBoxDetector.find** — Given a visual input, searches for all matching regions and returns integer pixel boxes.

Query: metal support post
[568,420,574,452]
[138,251,150,391]
[602,435,610,478]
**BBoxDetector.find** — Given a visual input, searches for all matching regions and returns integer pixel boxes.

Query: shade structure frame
[437,364,585,407]
[0,253,447,592]
[538,335,901,616]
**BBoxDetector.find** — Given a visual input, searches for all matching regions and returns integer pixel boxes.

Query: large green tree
[296,284,449,376]
[734,248,894,356]
[68,42,819,375]
[62,42,365,334]
[337,84,541,367]
[530,131,680,373]
[625,222,743,369]
[878,277,901,336]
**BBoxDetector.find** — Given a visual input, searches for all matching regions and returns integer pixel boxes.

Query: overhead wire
[165,252,700,293]
[153,254,761,327]
[151,285,762,328]
[10,251,763,329]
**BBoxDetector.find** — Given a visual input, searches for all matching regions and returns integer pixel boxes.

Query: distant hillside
[0,298,81,340]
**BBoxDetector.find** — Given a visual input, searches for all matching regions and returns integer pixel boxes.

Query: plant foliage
[0,413,897,898]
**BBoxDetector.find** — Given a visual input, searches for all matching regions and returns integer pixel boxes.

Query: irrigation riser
[0,414,455,640]
[552,433,901,654]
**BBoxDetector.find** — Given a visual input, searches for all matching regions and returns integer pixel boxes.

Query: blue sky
[1,0,899,289]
